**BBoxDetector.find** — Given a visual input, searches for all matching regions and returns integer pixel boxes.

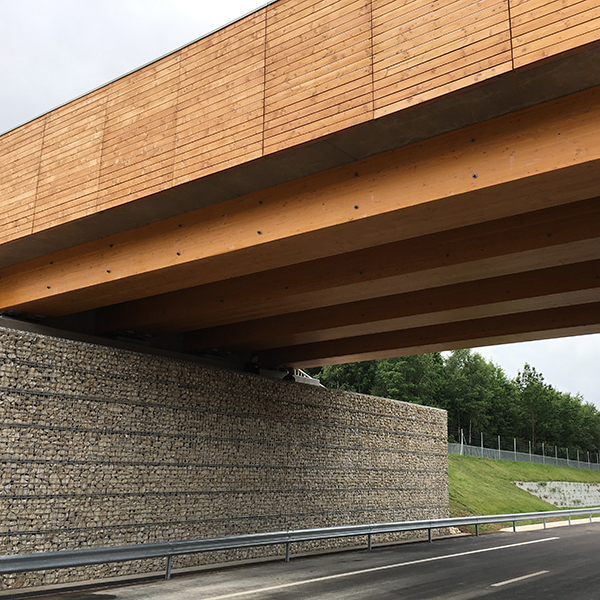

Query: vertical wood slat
[1,0,598,247]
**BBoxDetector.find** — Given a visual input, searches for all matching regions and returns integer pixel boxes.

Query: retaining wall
[0,326,448,589]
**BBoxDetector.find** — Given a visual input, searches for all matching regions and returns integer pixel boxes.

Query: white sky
[1,0,599,407]
[470,338,600,407]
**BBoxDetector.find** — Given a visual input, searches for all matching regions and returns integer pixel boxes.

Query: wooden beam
[256,301,600,368]
[95,198,600,334]
[183,259,600,351]
[3,86,600,317]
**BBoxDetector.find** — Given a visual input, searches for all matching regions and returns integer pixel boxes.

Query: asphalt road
[17,524,600,599]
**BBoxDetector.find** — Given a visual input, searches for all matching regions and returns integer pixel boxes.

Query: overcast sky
[1,0,599,407]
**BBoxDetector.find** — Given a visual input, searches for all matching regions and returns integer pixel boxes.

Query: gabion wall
[0,326,448,590]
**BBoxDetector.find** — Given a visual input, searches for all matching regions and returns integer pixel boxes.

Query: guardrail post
[512,521,516,532]
[428,528,432,543]
[475,524,479,537]
[590,512,593,523]
[569,515,571,525]
[543,518,546,530]
[368,534,372,550]
[285,542,290,562]
[165,556,172,580]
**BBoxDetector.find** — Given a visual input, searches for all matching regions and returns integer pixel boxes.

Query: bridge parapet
[1,0,600,367]
[1,0,598,250]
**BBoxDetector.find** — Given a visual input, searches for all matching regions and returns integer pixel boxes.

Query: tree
[442,350,499,443]
[514,364,556,446]
[371,354,444,406]
[308,352,600,456]
[310,361,378,395]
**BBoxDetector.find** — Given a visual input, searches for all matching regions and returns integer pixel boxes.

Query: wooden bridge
[1,0,600,368]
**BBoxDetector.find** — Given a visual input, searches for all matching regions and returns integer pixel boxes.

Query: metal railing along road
[1,507,599,581]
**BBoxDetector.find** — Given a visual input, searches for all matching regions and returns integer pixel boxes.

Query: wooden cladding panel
[173,11,266,185]
[511,0,600,68]
[1,0,599,248]
[263,0,373,154]
[96,53,181,211]
[0,119,45,244]
[9,85,600,319]
[372,0,512,117]
[33,90,108,232]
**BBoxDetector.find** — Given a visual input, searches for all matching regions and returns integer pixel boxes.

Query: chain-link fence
[449,438,600,471]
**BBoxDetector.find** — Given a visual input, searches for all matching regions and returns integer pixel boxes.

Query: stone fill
[0,326,448,590]
[516,481,600,508]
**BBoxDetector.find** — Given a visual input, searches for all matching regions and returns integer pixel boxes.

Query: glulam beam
[183,259,600,352]
[3,86,600,318]
[95,198,600,334]
[259,301,600,368]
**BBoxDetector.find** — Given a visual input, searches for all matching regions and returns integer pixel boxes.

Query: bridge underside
[2,49,600,369]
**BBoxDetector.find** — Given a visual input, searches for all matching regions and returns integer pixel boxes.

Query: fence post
[498,435,501,459]
[555,446,558,463]
[567,448,569,466]
[481,432,484,458]
[577,449,580,465]
[460,429,464,455]
[514,438,517,461]
[542,443,545,464]
[529,440,532,462]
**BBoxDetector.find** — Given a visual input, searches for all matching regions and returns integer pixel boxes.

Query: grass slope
[449,454,600,520]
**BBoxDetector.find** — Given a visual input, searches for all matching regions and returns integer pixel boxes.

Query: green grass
[448,454,600,530]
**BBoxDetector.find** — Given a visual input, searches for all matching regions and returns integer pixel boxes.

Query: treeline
[305,350,600,453]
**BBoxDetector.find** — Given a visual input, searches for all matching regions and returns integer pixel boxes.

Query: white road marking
[491,570,549,587]
[201,537,559,600]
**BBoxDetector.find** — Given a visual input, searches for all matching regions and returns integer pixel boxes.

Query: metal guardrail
[1,507,599,581]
